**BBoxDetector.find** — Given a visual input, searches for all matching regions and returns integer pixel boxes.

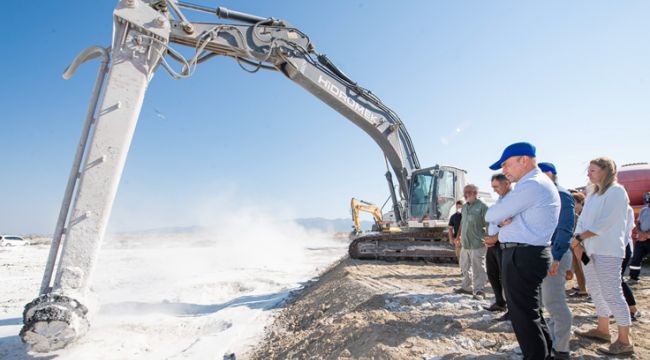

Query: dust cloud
[95,193,346,312]
[0,193,348,359]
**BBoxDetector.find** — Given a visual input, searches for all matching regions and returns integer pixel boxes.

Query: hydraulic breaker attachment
[21,0,169,351]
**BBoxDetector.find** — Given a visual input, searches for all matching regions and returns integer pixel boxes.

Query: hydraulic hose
[62,46,111,80]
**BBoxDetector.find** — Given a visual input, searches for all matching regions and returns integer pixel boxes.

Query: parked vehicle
[0,235,30,247]
[618,162,650,239]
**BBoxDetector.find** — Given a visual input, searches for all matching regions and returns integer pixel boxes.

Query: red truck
[618,162,650,239]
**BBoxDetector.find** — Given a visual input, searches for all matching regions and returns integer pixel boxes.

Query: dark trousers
[629,240,650,280]
[502,246,552,360]
[621,243,636,306]
[486,242,506,306]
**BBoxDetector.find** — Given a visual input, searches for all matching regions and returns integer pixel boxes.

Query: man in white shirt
[482,174,511,315]
[485,142,560,360]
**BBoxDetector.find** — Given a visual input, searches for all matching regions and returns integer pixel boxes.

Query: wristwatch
[574,233,582,242]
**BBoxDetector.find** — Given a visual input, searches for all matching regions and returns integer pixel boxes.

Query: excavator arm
[163,3,421,205]
[22,1,421,351]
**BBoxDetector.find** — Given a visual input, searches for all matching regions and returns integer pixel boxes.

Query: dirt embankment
[246,258,650,360]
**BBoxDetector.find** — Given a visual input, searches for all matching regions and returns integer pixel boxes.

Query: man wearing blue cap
[539,162,575,360]
[484,142,561,360]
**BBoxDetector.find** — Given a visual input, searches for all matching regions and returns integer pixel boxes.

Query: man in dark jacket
[539,162,575,360]
[448,200,464,261]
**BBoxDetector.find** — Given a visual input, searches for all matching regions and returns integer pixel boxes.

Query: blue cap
[538,162,557,174]
[489,142,536,170]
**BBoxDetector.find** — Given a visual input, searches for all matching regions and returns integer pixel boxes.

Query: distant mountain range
[111,218,374,235]
[293,218,374,232]
[113,225,207,236]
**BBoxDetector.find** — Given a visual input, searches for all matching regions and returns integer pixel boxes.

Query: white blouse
[575,184,629,258]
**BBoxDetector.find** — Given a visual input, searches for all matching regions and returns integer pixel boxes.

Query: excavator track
[348,229,458,263]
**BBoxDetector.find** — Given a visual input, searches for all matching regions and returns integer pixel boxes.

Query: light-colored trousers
[583,254,631,327]
[541,251,572,353]
[459,246,487,293]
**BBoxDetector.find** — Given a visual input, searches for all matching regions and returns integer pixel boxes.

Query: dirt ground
[246,257,650,360]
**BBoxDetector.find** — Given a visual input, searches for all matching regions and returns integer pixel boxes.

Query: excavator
[349,198,384,240]
[349,165,469,261]
[21,0,470,352]
[348,198,402,240]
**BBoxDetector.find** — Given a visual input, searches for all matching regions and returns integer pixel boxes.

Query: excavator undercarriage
[348,229,457,262]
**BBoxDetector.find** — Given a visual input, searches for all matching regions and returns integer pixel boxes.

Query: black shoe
[569,291,589,298]
[553,350,570,360]
[453,288,473,295]
[495,311,510,322]
[483,302,507,312]
[631,311,638,322]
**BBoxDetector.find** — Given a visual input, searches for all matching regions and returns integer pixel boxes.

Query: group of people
[445,142,649,360]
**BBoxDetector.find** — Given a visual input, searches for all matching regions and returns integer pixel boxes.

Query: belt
[500,242,531,250]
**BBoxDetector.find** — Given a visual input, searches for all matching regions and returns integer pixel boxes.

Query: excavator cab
[407,166,466,229]
[349,165,468,260]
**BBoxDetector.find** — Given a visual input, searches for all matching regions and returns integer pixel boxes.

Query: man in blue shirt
[539,162,575,360]
[485,142,561,360]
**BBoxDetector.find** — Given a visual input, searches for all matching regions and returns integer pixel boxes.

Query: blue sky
[1,1,648,234]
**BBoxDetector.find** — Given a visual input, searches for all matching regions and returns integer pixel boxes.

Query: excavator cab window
[436,170,456,220]
[409,170,457,221]
[409,173,434,220]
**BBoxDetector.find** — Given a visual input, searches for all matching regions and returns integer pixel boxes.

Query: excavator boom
[163,14,421,203]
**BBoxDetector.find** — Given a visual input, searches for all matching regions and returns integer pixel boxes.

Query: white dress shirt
[485,167,560,246]
[486,194,515,244]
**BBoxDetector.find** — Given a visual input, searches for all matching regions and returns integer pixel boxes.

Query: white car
[0,235,30,247]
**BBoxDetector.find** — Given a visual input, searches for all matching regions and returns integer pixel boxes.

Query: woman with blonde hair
[572,157,633,355]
